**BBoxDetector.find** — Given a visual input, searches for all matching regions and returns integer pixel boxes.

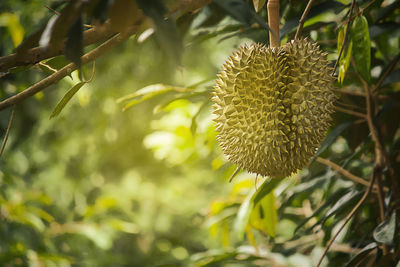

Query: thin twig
[337,100,366,112]
[374,170,387,259]
[45,5,61,16]
[373,53,400,93]
[0,26,138,111]
[358,61,400,201]
[229,166,241,182]
[376,173,386,221]
[316,157,386,192]
[0,105,16,158]
[316,171,376,267]
[333,88,365,97]
[354,55,399,255]
[332,0,356,76]
[294,0,314,40]
[350,0,377,19]
[334,106,367,119]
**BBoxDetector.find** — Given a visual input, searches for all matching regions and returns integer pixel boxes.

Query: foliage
[1,0,400,266]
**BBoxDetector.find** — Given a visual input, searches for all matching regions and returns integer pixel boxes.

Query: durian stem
[267,0,280,47]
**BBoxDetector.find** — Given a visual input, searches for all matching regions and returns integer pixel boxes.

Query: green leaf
[294,188,350,233]
[345,242,378,267]
[373,211,396,245]
[214,0,268,29]
[50,82,86,119]
[153,91,209,114]
[320,190,363,224]
[233,178,281,240]
[191,101,209,136]
[233,189,254,240]
[351,15,371,83]
[253,178,281,205]
[341,138,372,169]
[253,0,266,12]
[250,191,277,237]
[192,249,238,266]
[65,16,83,69]
[117,84,187,111]
[205,207,237,228]
[337,26,353,84]
[314,121,353,159]
[136,0,183,65]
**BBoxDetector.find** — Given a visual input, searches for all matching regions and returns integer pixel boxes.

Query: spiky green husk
[212,39,336,178]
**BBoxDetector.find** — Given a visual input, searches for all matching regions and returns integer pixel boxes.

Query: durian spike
[267,0,280,47]
[229,166,241,183]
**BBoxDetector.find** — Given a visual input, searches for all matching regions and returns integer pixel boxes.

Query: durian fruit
[212,39,336,178]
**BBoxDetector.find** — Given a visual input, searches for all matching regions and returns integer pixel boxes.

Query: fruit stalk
[267,0,280,47]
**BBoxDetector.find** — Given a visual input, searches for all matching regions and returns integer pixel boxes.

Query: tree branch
[360,63,400,201]
[0,21,117,73]
[294,0,314,40]
[334,88,365,97]
[0,105,15,158]
[334,106,366,119]
[0,25,138,111]
[373,52,400,93]
[0,0,213,111]
[316,170,376,267]
[316,157,386,192]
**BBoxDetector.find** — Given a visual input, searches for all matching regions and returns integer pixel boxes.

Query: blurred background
[1,0,399,266]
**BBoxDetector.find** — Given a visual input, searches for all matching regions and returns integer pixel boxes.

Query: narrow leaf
[373,211,396,245]
[136,0,183,65]
[117,84,186,111]
[250,191,277,237]
[351,15,371,83]
[233,178,281,240]
[321,190,363,224]
[345,242,378,267]
[337,26,353,84]
[65,16,83,69]
[233,190,255,240]
[118,84,181,102]
[191,101,209,136]
[253,178,281,205]
[50,82,86,119]
[294,188,350,233]
[253,0,266,12]
[214,0,268,29]
[314,121,353,159]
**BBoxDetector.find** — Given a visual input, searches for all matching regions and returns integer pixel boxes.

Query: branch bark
[316,170,376,267]
[0,21,117,73]
[0,0,213,111]
[316,157,385,192]
[334,106,367,119]
[0,25,138,111]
